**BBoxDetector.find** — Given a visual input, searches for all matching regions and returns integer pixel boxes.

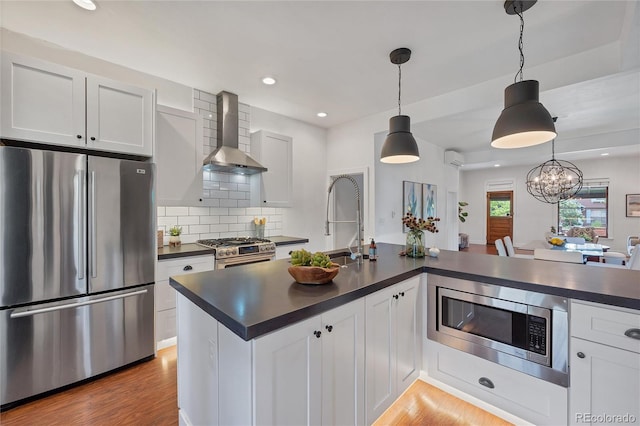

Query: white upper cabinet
[250,130,293,207]
[85,75,153,156]
[155,105,204,205]
[1,52,153,157]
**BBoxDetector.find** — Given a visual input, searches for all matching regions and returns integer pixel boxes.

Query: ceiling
[1,1,638,168]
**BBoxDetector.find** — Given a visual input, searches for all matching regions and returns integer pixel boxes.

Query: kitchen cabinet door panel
[395,277,420,394]
[86,76,153,156]
[155,105,203,205]
[1,52,85,147]
[254,316,322,426]
[250,131,293,207]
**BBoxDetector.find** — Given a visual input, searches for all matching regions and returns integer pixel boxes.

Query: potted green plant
[458,202,469,222]
[168,225,182,247]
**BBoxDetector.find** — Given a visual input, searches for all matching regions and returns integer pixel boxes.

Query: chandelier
[526,135,583,204]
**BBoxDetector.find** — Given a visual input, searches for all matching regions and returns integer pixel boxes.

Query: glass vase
[406,229,425,258]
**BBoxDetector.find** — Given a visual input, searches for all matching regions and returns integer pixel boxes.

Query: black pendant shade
[380,47,420,164]
[491,80,557,148]
[381,115,420,164]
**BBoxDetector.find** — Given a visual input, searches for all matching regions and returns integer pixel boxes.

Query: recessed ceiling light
[73,0,96,10]
[494,164,501,167]
[262,77,276,85]
[317,112,327,118]
[601,152,609,156]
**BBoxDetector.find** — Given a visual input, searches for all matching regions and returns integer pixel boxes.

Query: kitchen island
[170,243,640,426]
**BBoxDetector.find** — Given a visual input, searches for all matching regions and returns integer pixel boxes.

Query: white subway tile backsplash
[156,90,286,242]
[189,224,211,234]
[219,216,238,224]
[210,224,230,233]
[229,191,246,200]
[210,208,229,216]
[200,216,220,224]
[220,199,238,208]
[189,206,210,216]
[178,216,199,226]
[228,223,246,232]
[157,216,178,227]
[198,91,217,103]
[165,206,189,216]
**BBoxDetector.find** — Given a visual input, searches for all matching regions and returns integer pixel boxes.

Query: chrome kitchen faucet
[325,175,363,264]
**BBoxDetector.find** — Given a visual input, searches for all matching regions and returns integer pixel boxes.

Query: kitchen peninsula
[170,243,640,426]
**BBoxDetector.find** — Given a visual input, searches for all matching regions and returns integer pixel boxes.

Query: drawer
[571,300,640,353]
[156,280,176,311]
[156,308,177,342]
[156,254,215,281]
[427,341,567,425]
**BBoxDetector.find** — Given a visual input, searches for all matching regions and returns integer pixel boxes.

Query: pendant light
[526,118,583,204]
[380,48,420,164]
[491,0,556,149]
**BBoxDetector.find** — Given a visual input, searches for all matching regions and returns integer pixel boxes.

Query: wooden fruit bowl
[288,263,340,285]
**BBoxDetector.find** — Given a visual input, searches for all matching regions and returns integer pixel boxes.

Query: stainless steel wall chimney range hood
[202,91,267,175]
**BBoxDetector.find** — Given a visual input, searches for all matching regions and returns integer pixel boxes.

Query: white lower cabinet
[365,276,421,425]
[569,301,640,426]
[427,340,568,425]
[254,299,366,426]
[177,294,365,426]
[156,254,215,348]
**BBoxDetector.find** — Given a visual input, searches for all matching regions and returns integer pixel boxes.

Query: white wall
[1,28,193,110]
[250,107,328,253]
[459,153,640,252]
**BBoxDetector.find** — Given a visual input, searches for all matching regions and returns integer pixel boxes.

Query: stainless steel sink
[329,252,368,266]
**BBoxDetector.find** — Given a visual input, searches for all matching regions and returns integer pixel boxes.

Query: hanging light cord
[514,5,525,83]
[397,64,402,115]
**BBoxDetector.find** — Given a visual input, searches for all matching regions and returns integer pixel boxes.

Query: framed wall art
[423,183,437,219]
[626,194,640,217]
[403,181,422,232]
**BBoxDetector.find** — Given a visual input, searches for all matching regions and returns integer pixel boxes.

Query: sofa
[566,226,599,244]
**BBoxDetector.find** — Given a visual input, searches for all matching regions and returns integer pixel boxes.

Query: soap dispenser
[369,238,377,261]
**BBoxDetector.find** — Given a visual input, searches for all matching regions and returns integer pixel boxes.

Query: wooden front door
[486,191,513,245]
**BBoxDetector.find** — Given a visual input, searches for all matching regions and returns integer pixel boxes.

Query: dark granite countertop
[269,236,309,246]
[158,243,215,260]
[170,242,640,341]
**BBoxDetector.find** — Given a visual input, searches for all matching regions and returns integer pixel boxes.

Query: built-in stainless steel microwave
[427,275,569,387]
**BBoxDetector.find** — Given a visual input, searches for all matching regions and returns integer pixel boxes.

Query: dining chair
[503,236,534,259]
[534,249,584,264]
[495,239,507,257]
[628,235,639,256]
[587,246,640,270]
[564,237,586,244]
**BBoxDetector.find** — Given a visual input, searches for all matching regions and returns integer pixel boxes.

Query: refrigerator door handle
[77,172,86,280]
[89,170,97,278]
[9,289,148,318]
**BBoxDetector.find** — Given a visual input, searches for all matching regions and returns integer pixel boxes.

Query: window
[557,184,608,237]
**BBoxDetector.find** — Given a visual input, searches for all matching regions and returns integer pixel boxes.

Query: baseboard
[157,336,177,351]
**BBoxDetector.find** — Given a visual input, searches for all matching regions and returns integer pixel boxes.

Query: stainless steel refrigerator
[0,146,156,408]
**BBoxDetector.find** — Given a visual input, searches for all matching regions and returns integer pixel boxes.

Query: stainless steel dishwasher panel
[0,285,154,407]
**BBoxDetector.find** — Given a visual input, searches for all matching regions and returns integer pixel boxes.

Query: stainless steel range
[197,237,276,268]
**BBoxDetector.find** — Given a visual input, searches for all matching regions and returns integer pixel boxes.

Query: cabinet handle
[399,291,405,297]
[478,377,494,389]
[314,330,322,338]
[183,265,193,271]
[624,328,640,340]
[577,352,585,359]
[90,136,96,141]
[325,325,333,332]
[393,294,399,300]
[76,134,83,139]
